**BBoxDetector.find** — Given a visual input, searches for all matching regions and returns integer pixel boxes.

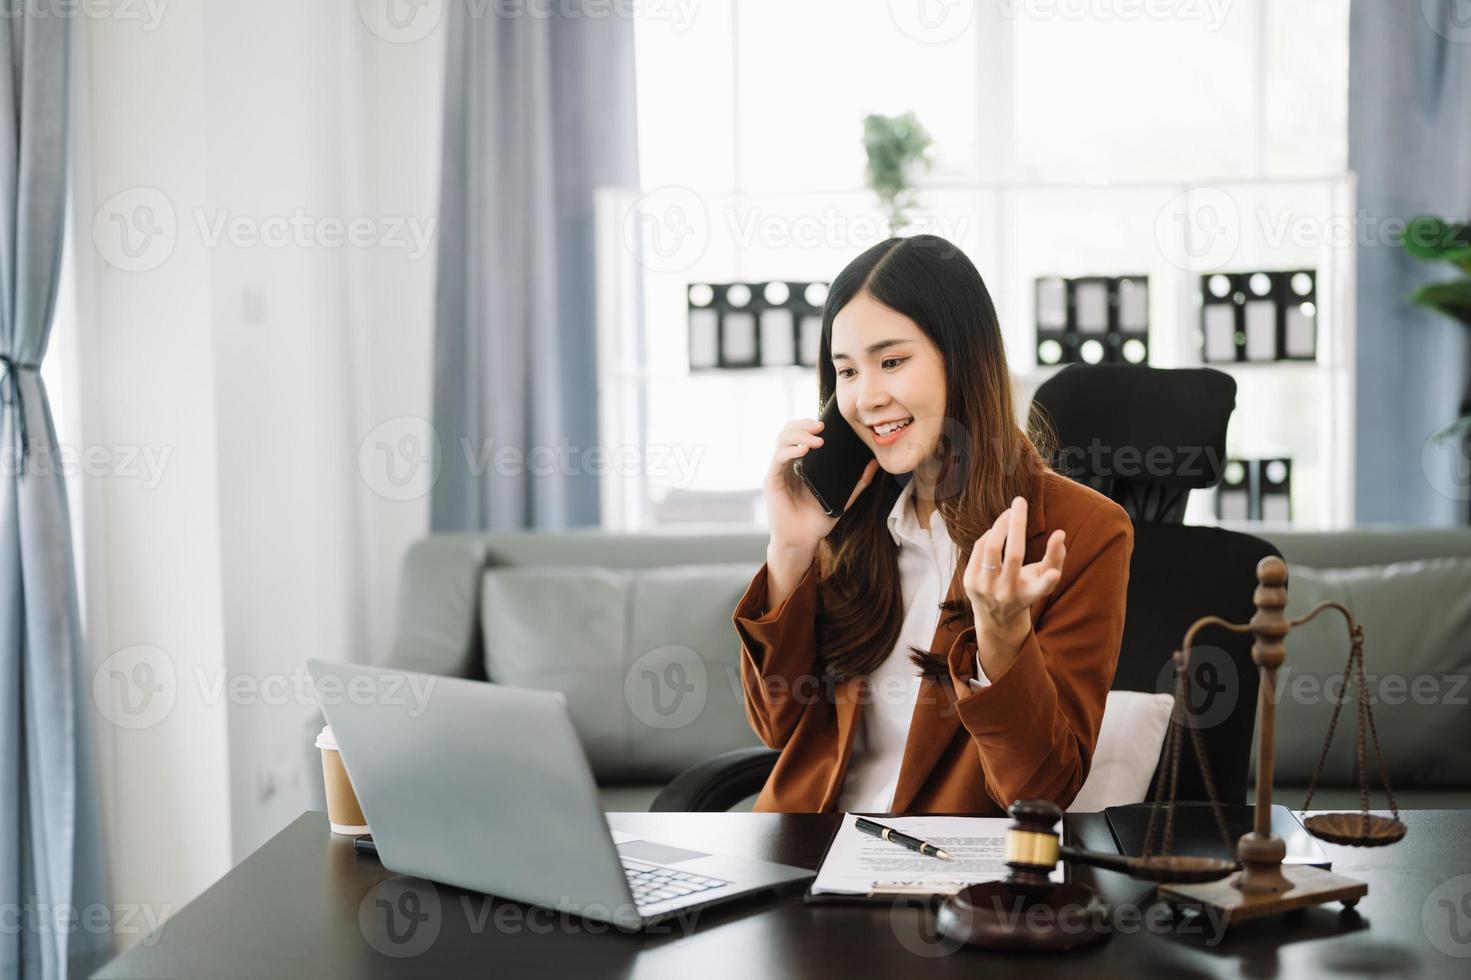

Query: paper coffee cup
[316,725,370,836]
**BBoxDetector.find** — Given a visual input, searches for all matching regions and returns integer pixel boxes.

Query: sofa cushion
[1250,557,1471,790]
[480,563,764,783]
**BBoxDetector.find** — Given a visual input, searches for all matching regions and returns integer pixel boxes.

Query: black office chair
[652,746,780,813]
[1034,364,1275,805]
[654,364,1273,811]
[1033,363,1238,524]
[1110,522,1276,805]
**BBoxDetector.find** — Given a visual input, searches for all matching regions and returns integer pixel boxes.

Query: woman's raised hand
[764,418,880,553]
[963,496,1067,653]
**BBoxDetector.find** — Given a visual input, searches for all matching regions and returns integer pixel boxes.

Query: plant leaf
[1429,415,1471,444]
[1408,278,1471,329]
[862,111,933,220]
[1400,215,1471,265]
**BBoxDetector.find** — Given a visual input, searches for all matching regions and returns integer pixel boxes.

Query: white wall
[75,0,443,941]
[74,0,234,929]
[352,5,447,669]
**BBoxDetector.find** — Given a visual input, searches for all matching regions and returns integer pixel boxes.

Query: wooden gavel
[934,799,1238,950]
[1001,798,1235,894]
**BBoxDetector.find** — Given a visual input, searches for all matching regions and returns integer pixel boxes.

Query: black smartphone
[792,394,876,517]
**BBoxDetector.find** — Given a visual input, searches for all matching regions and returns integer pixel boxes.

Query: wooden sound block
[1157,864,1367,926]
[935,881,1111,951]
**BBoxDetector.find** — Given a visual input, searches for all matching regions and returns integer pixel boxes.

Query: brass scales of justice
[935,555,1406,949]
[1148,554,1406,922]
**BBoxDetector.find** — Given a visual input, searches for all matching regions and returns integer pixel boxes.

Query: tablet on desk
[1104,803,1332,869]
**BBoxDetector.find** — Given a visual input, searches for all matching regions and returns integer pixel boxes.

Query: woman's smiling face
[830,291,948,478]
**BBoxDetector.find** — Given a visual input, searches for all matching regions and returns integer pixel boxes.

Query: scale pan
[1302,812,1406,846]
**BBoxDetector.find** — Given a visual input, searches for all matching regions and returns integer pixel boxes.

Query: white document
[810,814,1065,896]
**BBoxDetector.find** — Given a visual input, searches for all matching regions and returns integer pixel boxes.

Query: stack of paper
[810,814,1066,898]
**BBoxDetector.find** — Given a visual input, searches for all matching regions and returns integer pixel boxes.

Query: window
[1014,0,1347,182]
[635,0,980,194]
[612,0,1353,530]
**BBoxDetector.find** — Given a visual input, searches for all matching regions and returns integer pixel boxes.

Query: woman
[731,234,1134,815]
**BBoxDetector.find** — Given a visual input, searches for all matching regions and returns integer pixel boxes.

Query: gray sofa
[307,524,1471,813]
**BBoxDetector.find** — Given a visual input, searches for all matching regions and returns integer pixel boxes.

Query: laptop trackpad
[617,840,710,864]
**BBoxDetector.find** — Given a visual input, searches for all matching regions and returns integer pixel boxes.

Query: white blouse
[835,476,990,813]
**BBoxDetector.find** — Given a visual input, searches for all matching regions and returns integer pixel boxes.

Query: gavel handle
[1059,844,1138,876]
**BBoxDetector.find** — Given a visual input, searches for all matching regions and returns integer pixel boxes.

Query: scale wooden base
[1159,864,1366,926]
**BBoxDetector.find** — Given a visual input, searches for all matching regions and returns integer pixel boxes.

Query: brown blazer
[732,469,1134,814]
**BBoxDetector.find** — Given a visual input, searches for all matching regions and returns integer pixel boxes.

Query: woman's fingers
[770,424,823,473]
[966,525,992,579]
[776,419,823,448]
[777,446,807,466]
[970,498,1072,590]
[979,511,1006,587]
[772,442,812,468]
[1017,530,1067,602]
[1040,528,1067,572]
[968,498,1071,613]
[779,428,823,449]
[1003,497,1026,575]
[768,422,822,498]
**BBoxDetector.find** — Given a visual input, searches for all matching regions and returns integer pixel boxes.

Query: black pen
[854,816,951,860]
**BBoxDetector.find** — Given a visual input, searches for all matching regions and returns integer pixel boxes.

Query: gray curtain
[1350,0,1471,524]
[0,12,107,980]
[431,0,641,530]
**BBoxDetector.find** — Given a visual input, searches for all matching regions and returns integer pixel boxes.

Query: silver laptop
[306,659,812,931]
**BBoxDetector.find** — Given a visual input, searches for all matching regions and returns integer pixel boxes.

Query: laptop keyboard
[622,859,731,907]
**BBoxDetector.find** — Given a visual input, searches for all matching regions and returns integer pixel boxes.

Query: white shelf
[597,176,1357,532]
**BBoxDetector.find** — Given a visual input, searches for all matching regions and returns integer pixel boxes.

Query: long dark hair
[813,235,1052,680]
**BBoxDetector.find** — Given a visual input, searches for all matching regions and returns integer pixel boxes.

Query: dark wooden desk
[95,809,1471,979]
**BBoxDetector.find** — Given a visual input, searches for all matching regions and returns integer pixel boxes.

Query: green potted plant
[1399,215,1471,518]
[862,111,933,235]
